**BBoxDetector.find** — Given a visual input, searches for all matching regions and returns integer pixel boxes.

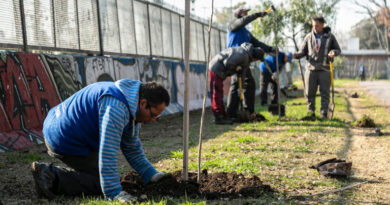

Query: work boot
[31,162,56,199]
[301,111,316,121]
[213,115,233,125]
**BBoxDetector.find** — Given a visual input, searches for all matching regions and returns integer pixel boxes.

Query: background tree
[351,18,381,49]
[214,2,246,27]
[352,0,390,50]
[251,0,340,51]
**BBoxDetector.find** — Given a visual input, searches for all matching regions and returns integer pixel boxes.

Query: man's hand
[150,172,171,183]
[293,53,299,59]
[271,73,278,82]
[256,11,268,17]
[271,47,278,54]
[328,50,335,58]
[114,191,137,202]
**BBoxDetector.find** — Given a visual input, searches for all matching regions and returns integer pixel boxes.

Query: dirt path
[360,81,390,108]
[341,82,390,203]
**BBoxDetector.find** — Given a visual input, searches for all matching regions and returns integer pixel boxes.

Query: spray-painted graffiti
[43,55,83,101]
[0,51,260,151]
[0,53,61,151]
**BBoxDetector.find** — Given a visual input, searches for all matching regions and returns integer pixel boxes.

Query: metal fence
[0,0,227,62]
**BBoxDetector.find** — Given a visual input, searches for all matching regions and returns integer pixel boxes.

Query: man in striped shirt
[31,79,170,202]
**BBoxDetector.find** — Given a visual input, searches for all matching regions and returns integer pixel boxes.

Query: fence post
[51,0,56,48]
[19,0,28,52]
[96,0,104,56]
[114,0,122,53]
[146,2,153,57]
[75,0,81,50]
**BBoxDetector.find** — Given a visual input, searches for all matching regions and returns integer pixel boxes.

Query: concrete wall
[0,51,234,151]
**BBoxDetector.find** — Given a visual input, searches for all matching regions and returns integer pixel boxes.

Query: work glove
[270,47,278,54]
[150,171,171,183]
[113,191,137,203]
[271,73,278,82]
[256,11,267,17]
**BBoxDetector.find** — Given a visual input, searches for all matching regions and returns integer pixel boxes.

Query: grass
[6,152,42,164]
[4,79,389,204]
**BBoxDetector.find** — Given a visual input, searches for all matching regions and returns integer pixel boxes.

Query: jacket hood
[324,26,331,34]
[114,79,141,118]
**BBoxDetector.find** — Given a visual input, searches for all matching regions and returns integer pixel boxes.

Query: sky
[162,0,368,38]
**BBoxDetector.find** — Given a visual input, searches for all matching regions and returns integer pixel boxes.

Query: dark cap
[252,48,265,61]
[234,6,250,18]
[312,16,326,23]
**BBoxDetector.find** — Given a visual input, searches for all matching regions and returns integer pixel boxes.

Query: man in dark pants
[209,43,265,124]
[226,6,275,119]
[31,79,171,202]
[259,52,292,106]
[294,16,341,119]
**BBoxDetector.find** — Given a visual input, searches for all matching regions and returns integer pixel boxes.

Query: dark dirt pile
[121,170,273,200]
[354,115,376,128]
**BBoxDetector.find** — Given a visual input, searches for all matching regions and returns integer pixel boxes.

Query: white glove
[113,191,137,203]
[271,73,279,82]
[150,171,170,183]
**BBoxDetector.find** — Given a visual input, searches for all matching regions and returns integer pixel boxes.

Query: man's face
[284,55,289,63]
[241,10,248,17]
[136,99,166,123]
[312,20,324,34]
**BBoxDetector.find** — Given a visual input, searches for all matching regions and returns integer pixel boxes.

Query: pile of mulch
[354,115,376,128]
[121,170,274,200]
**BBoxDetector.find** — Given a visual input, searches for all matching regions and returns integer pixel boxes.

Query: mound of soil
[121,170,273,200]
[354,115,376,128]
[351,92,359,98]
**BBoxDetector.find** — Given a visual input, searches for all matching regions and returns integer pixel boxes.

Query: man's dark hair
[312,16,326,23]
[139,82,170,107]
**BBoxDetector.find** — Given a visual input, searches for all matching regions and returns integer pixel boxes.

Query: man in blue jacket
[31,79,170,202]
[226,6,275,120]
[259,52,292,106]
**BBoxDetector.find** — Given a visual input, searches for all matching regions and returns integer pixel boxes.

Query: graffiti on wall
[0,53,61,151]
[0,52,241,151]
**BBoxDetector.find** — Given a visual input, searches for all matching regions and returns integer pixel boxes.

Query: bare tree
[352,0,390,50]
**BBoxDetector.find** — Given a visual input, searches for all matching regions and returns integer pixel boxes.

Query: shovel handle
[238,76,243,100]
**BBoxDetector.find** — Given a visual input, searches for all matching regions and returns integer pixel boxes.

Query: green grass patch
[235,135,259,143]
[170,150,183,159]
[6,153,42,164]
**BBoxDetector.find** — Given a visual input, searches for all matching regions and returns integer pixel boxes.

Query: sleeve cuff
[142,166,158,184]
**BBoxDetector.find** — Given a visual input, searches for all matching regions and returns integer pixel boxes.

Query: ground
[0,80,389,204]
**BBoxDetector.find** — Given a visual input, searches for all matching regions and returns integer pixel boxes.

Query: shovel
[328,58,335,120]
[236,76,250,122]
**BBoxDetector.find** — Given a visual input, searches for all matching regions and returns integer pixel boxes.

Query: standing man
[31,79,170,202]
[259,52,292,106]
[293,16,341,119]
[358,63,366,81]
[226,6,275,120]
[209,43,265,124]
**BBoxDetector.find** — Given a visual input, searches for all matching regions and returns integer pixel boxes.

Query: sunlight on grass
[171,150,183,159]
[235,135,259,143]
[139,79,390,204]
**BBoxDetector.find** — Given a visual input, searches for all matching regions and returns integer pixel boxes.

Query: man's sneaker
[213,115,233,125]
[301,112,316,121]
[31,162,56,199]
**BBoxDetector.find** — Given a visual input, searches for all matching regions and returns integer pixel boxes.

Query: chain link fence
[0,0,227,62]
